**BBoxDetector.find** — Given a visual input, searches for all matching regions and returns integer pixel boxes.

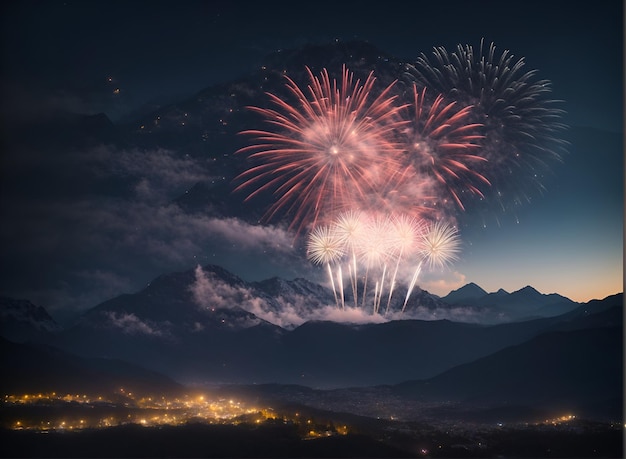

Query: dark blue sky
[0,0,623,318]
[2,0,623,130]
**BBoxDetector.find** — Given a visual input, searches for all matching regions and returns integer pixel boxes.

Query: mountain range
[1,267,621,421]
[441,283,580,322]
[1,263,621,395]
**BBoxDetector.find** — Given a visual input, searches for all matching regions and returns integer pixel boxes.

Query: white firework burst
[357,214,394,269]
[331,210,366,249]
[306,225,345,266]
[419,221,461,269]
[389,213,425,256]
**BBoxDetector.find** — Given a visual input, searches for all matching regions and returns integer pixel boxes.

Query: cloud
[199,217,294,252]
[104,311,167,336]
[188,266,267,328]
[386,304,482,323]
[301,305,388,326]
[189,266,390,329]
[60,199,296,266]
[13,139,296,263]
[247,302,389,329]
[92,145,215,201]
[190,265,252,310]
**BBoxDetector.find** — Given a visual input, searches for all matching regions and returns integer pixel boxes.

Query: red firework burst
[400,84,490,211]
[234,65,408,234]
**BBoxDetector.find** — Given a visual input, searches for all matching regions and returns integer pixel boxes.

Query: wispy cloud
[190,265,252,310]
[104,311,167,336]
[190,266,400,329]
[91,145,215,201]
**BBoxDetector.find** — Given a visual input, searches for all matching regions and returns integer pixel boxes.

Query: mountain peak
[442,282,487,304]
[516,285,541,295]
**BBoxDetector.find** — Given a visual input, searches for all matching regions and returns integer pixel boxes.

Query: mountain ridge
[391,325,622,421]
[4,262,618,389]
[0,336,184,396]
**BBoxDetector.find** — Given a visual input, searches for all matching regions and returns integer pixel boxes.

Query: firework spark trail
[373,263,388,314]
[373,281,380,314]
[384,258,400,315]
[337,264,345,309]
[351,253,358,308]
[402,262,422,313]
[327,263,339,309]
[303,212,461,314]
[234,65,408,234]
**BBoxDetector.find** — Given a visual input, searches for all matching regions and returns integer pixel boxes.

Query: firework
[419,220,461,269]
[399,84,491,211]
[405,38,568,210]
[355,213,395,311]
[388,213,424,255]
[306,225,345,265]
[402,262,422,313]
[356,213,395,270]
[304,213,461,314]
[331,210,365,308]
[398,220,460,313]
[306,225,345,308]
[231,47,566,315]
[384,213,424,314]
[234,65,408,234]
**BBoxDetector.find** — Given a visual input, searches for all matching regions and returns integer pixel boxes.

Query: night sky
[1,0,623,322]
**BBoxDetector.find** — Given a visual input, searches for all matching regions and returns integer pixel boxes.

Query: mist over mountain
[3,261,616,390]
